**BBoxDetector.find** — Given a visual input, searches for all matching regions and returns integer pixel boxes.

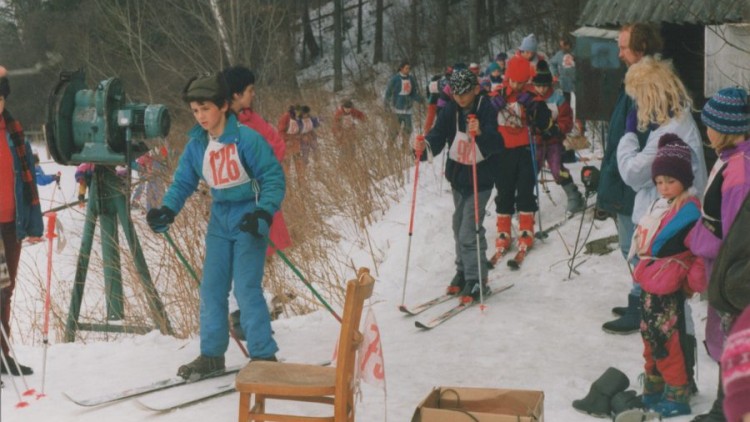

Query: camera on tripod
[581,165,600,196]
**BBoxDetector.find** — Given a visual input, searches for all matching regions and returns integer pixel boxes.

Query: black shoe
[229,310,246,341]
[177,355,225,380]
[603,295,640,335]
[0,356,33,375]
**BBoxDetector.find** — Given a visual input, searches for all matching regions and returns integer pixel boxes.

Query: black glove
[239,209,273,239]
[525,100,552,131]
[53,173,61,183]
[146,206,175,233]
[77,194,85,202]
[541,124,562,141]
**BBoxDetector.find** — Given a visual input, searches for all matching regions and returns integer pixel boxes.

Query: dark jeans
[1,222,21,356]
[494,146,538,215]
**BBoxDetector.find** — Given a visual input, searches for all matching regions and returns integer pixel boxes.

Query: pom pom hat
[651,133,694,189]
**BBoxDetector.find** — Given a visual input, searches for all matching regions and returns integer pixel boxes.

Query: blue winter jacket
[384,72,423,114]
[35,165,57,186]
[3,134,43,240]
[161,114,285,216]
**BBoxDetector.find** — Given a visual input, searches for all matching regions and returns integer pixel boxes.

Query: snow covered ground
[2,148,721,421]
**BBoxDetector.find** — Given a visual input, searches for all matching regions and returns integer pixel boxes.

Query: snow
[2,148,721,421]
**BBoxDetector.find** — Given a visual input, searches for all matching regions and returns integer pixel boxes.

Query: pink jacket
[633,197,706,296]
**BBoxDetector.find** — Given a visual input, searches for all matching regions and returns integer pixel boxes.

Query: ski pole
[0,319,35,398]
[527,126,543,234]
[400,135,424,307]
[268,239,342,323]
[161,231,249,357]
[39,211,57,398]
[0,335,30,408]
[468,115,487,310]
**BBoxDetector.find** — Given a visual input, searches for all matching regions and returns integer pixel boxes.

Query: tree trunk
[410,0,419,60]
[209,0,234,65]
[357,0,363,54]
[436,0,449,68]
[374,0,383,63]
[469,0,478,54]
[333,0,343,91]
[302,0,320,63]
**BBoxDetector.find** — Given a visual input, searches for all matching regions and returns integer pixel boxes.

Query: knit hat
[532,60,553,86]
[449,69,478,95]
[0,76,9,98]
[721,306,750,422]
[495,52,508,62]
[505,56,532,83]
[651,133,694,188]
[487,62,501,75]
[702,87,750,134]
[520,34,538,53]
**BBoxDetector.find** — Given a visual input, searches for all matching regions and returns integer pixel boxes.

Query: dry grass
[16,87,416,344]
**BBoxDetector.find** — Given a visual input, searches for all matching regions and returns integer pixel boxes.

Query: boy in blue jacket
[415,69,503,303]
[147,73,285,379]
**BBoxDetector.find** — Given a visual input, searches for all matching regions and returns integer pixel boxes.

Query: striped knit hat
[702,87,750,134]
[721,306,750,422]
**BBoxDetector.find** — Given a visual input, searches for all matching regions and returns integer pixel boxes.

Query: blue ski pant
[200,200,278,359]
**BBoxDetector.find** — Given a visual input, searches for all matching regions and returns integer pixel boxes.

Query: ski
[134,360,332,412]
[134,373,236,412]
[62,364,243,407]
[415,284,514,330]
[507,249,528,270]
[489,248,510,266]
[399,294,455,316]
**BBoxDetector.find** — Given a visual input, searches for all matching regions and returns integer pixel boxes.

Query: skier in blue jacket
[147,73,285,379]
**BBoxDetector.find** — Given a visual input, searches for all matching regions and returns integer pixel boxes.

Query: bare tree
[333,0,343,91]
[301,0,320,65]
[374,0,384,63]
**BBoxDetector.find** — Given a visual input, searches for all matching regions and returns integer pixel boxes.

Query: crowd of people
[2,21,750,421]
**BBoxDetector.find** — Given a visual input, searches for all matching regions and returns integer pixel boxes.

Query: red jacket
[332,106,366,138]
[239,109,286,162]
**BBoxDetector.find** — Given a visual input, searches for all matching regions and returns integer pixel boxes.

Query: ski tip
[414,321,430,330]
[397,305,409,313]
[507,261,519,270]
[534,232,548,240]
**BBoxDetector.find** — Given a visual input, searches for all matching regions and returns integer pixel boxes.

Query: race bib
[429,80,439,95]
[286,119,300,135]
[202,141,251,189]
[300,118,315,134]
[448,131,485,165]
[400,79,412,96]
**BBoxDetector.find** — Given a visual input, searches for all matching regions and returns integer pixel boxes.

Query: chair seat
[236,361,337,397]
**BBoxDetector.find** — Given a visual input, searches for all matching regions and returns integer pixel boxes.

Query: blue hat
[520,34,538,53]
[702,87,750,134]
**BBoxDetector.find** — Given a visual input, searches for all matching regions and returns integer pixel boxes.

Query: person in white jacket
[617,56,708,225]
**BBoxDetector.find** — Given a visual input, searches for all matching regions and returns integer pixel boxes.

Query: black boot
[0,355,33,375]
[572,367,630,417]
[446,271,466,295]
[691,373,726,422]
[177,354,225,380]
[610,389,645,417]
[603,294,640,335]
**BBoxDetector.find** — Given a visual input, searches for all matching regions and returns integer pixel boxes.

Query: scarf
[1,109,39,206]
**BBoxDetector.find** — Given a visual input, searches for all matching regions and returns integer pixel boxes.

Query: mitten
[625,108,638,133]
[146,206,176,233]
[239,209,273,239]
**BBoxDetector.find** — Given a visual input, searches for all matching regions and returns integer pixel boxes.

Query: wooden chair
[236,268,375,422]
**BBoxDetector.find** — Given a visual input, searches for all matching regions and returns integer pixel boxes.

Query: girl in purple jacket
[688,87,750,421]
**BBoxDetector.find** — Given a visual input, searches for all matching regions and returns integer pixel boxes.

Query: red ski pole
[38,211,57,398]
[400,135,424,306]
[467,114,486,310]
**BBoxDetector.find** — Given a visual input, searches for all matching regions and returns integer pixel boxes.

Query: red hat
[505,56,532,83]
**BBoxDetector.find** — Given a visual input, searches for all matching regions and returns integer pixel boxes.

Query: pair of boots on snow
[573,367,693,420]
[177,353,278,380]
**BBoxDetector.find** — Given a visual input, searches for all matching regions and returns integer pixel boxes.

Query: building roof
[578,0,750,27]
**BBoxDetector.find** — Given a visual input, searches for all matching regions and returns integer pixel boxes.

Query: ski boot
[446,271,466,295]
[651,384,691,418]
[517,212,535,251]
[177,354,225,380]
[490,214,512,265]
[459,279,490,305]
